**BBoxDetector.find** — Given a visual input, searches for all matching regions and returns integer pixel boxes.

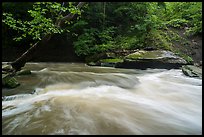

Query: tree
[2,2,86,71]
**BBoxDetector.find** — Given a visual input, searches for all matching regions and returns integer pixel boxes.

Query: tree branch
[57,2,86,27]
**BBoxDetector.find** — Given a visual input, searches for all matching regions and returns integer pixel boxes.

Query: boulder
[182,65,202,78]
[2,74,20,88]
[115,50,187,69]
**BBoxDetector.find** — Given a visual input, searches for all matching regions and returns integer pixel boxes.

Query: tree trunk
[11,34,51,71]
[11,2,86,71]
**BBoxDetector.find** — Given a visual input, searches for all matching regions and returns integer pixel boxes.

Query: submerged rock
[2,74,20,88]
[16,69,31,75]
[115,50,187,69]
[87,62,101,66]
[182,65,202,78]
[2,64,14,72]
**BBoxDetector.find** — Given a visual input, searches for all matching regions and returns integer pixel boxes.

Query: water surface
[2,63,202,135]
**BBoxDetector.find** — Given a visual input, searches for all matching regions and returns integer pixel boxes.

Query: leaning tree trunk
[11,2,86,71]
[11,35,51,71]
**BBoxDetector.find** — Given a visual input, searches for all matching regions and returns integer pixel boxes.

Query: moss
[182,65,202,78]
[183,55,193,64]
[174,50,193,64]
[125,50,165,60]
[125,52,143,59]
[100,58,123,63]
[2,75,20,88]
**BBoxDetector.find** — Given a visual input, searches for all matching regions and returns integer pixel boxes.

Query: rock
[100,62,116,67]
[115,50,187,69]
[114,49,139,57]
[182,65,202,78]
[143,46,157,51]
[87,62,100,66]
[100,58,123,67]
[2,74,20,88]
[199,61,202,67]
[2,71,8,74]
[86,52,119,67]
[16,69,31,75]
[87,58,123,67]
[85,52,116,63]
[2,64,13,72]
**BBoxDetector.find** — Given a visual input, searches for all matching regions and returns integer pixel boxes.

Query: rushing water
[2,63,202,135]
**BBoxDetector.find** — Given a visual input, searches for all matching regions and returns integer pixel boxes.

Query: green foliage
[166,19,189,28]
[165,2,202,35]
[175,51,194,64]
[73,2,201,58]
[146,30,171,50]
[2,2,82,43]
[2,2,202,60]
[73,2,150,56]
[98,26,116,43]
[73,27,116,56]
[185,56,194,64]
[73,28,98,56]
[114,35,143,50]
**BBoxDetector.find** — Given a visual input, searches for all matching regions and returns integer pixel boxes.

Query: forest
[2,2,202,135]
[2,2,202,65]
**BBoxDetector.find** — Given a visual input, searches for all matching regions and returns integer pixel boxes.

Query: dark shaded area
[2,34,84,63]
[32,34,84,62]
[115,60,185,70]
[184,34,202,64]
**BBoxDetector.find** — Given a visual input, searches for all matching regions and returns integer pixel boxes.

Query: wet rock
[100,58,123,67]
[87,62,100,66]
[2,71,7,74]
[16,69,31,75]
[182,65,202,78]
[2,64,14,72]
[2,74,20,88]
[101,62,116,67]
[87,58,124,67]
[31,89,36,94]
[114,49,139,56]
[115,50,187,69]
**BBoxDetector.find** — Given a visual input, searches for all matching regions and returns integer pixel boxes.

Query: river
[2,63,202,135]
